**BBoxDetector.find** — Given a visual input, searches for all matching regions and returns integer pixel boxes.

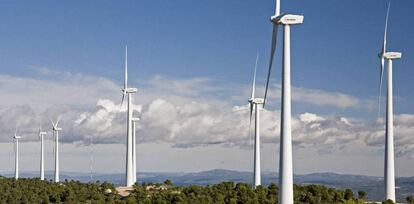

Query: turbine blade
[382,2,390,54]
[248,103,254,146]
[251,53,259,99]
[50,119,55,129]
[55,116,61,127]
[249,102,253,128]
[275,0,280,17]
[264,24,279,106]
[378,2,390,118]
[121,94,125,107]
[13,138,16,155]
[120,45,128,108]
[124,45,128,90]
[378,58,385,117]
[249,125,253,146]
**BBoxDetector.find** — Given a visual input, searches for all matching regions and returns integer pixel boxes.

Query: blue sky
[0,0,413,176]
[1,0,413,110]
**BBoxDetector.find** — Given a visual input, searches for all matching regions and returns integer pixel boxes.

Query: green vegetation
[357,190,367,200]
[381,199,394,204]
[0,176,118,203]
[407,196,414,204]
[0,176,397,204]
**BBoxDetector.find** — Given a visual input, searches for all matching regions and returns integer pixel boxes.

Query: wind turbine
[263,0,304,203]
[121,45,138,187]
[248,54,264,188]
[13,129,21,180]
[132,117,140,183]
[38,126,47,180]
[51,117,62,183]
[378,3,401,202]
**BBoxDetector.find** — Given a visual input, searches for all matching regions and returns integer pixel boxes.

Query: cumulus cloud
[69,99,414,158]
[0,68,412,158]
[364,114,414,157]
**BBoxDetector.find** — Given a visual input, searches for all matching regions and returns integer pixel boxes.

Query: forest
[0,176,413,204]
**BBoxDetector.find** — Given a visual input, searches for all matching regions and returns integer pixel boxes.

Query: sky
[0,0,413,178]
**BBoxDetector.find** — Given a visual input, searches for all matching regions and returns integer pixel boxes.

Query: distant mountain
[4,170,413,202]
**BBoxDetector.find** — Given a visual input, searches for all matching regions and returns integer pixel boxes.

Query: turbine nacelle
[122,87,138,94]
[131,117,140,122]
[53,127,62,131]
[39,131,47,139]
[271,13,304,25]
[39,126,47,135]
[383,52,402,60]
[13,136,21,139]
[249,98,265,105]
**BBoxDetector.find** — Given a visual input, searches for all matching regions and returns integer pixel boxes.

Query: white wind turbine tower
[38,126,47,180]
[132,117,140,183]
[51,117,62,183]
[121,45,137,187]
[248,55,264,188]
[263,0,304,203]
[13,129,21,180]
[378,3,401,202]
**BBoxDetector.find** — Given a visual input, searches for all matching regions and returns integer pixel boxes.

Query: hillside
[5,170,414,202]
[0,176,377,203]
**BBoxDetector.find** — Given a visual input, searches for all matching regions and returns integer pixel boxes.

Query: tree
[358,190,367,200]
[163,179,173,186]
[0,176,370,204]
[267,183,278,203]
[407,196,414,204]
[382,199,395,204]
[344,189,354,200]
[255,186,267,204]
[234,183,257,204]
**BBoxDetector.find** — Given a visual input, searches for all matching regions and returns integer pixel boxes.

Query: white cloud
[0,73,119,112]
[299,112,325,123]
[364,114,414,157]
[244,83,374,110]
[292,87,362,109]
[0,68,413,159]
